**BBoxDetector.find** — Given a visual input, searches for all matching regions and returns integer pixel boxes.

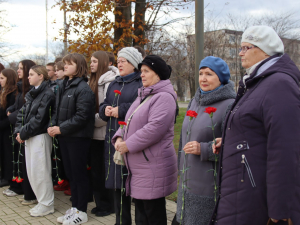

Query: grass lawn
[166,107,187,202]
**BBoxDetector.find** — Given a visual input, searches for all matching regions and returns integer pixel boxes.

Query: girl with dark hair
[0,63,5,73]
[0,69,17,190]
[15,65,55,217]
[89,51,118,217]
[5,60,37,206]
[48,53,95,225]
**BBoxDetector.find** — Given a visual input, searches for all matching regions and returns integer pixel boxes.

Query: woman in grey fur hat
[174,56,236,225]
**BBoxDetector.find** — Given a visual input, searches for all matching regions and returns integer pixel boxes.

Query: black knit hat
[138,55,172,80]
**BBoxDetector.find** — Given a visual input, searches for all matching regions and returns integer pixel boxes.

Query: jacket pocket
[223,140,249,160]
[241,154,256,188]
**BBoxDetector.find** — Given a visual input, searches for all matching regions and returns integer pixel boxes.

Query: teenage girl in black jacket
[6,60,36,205]
[48,53,95,225]
[15,65,55,217]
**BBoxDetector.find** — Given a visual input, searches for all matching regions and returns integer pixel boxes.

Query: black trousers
[114,189,132,225]
[135,197,167,225]
[21,145,36,200]
[59,136,90,212]
[90,139,114,211]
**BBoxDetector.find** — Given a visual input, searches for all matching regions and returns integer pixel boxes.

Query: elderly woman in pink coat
[112,55,177,225]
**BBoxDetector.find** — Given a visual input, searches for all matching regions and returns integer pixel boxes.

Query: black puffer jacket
[15,81,55,140]
[51,77,95,138]
[7,81,33,125]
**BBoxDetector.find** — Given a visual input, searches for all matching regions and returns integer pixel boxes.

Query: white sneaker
[30,203,54,217]
[57,207,77,224]
[29,203,41,214]
[63,210,88,225]
[19,195,24,202]
[2,189,9,195]
[22,199,38,206]
[3,189,18,197]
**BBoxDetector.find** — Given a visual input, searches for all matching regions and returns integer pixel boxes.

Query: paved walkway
[0,185,176,224]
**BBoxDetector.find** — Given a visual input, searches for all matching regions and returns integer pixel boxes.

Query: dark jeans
[21,145,36,200]
[135,197,167,225]
[90,139,114,211]
[114,189,132,225]
[58,136,90,212]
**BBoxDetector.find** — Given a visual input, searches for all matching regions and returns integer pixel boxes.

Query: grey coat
[176,81,236,225]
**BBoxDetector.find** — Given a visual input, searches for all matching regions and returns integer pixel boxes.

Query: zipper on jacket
[241,155,245,182]
[142,150,149,161]
[241,154,256,187]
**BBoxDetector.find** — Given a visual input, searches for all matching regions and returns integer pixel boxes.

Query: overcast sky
[1,0,299,63]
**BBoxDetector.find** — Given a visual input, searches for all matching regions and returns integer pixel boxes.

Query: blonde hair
[30,65,50,81]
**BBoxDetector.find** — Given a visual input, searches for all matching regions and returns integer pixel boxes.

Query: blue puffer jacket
[99,72,142,189]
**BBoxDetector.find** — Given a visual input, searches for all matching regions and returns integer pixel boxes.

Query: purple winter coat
[210,54,300,225]
[112,80,178,200]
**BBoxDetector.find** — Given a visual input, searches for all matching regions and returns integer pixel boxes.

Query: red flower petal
[58,179,64,185]
[16,177,24,183]
[12,177,17,182]
[204,107,217,114]
[118,121,127,126]
[114,90,121,95]
[186,110,198,118]
[87,166,91,170]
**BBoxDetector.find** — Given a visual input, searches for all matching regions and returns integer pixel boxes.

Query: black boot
[0,179,9,187]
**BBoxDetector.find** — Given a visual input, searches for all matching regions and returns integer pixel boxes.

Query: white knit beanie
[241,25,284,56]
[117,47,143,69]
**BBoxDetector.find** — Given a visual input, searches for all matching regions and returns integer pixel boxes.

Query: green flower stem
[10,124,16,179]
[209,113,218,204]
[106,93,118,181]
[180,118,193,225]
[17,108,24,180]
[49,107,61,182]
[119,125,125,225]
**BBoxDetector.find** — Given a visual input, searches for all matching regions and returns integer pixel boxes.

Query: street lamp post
[46,0,48,64]
[195,0,204,91]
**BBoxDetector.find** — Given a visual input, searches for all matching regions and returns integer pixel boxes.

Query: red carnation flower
[12,177,17,182]
[118,121,127,126]
[204,107,217,114]
[186,110,198,118]
[58,179,64,185]
[87,166,91,170]
[114,90,121,96]
[16,177,24,183]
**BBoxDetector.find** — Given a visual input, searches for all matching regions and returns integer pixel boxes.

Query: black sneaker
[95,210,113,217]
[91,207,99,214]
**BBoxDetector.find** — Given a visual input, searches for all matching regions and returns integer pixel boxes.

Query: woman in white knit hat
[99,47,143,225]
[210,25,300,225]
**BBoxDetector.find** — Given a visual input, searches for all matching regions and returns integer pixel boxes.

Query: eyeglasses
[117,60,128,65]
[239,45,257,53]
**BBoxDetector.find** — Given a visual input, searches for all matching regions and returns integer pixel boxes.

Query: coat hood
[138,79,177,101]
[98,66,119,86]
[247,54,300,87]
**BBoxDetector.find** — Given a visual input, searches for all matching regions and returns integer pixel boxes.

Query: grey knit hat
[117,47,143,69]
[241,25,284,56]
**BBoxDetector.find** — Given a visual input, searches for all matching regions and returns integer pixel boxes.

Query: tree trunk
[114,0,132,51]
[133,0,146,48]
